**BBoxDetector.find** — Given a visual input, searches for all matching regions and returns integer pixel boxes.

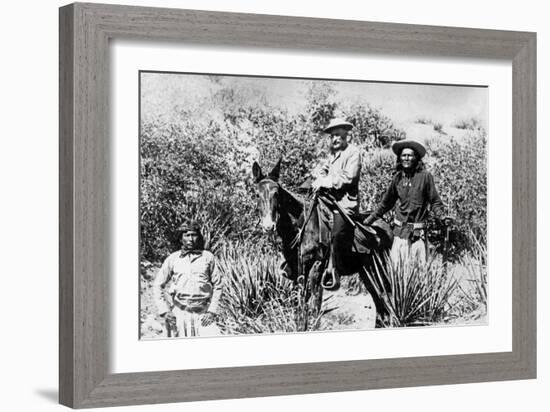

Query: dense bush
[347,104,406,149]
[426,131,487,258]
[140,120,258,261]
[359,148,397,213]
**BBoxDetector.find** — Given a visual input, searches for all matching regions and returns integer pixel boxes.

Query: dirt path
[321,288,377,330]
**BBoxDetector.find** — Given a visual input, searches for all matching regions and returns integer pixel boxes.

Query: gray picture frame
[59,2,536,408]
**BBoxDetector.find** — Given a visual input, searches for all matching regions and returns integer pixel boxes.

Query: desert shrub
[346,104,406,150]
[244,107,321,192]
[432,122,444,134]
[305,81,338,133]
[359,148,396,213]
[426,131,487,257]
[451,235,487,321]
[415,116,433,125]
[140,120,258,261]
[452,117,483,131]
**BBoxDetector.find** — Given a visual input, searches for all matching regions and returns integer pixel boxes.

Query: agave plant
[217,241,329,334]
[363,254,458,327]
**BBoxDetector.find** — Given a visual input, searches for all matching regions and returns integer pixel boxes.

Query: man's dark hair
[176,220,205,249]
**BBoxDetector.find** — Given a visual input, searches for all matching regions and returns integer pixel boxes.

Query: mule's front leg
[307,261,324,314]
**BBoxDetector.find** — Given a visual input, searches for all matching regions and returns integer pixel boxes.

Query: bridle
[257,178,281,228]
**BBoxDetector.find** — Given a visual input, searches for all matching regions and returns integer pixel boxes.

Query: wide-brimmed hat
[323,118,353,133]
[392,139,427,159]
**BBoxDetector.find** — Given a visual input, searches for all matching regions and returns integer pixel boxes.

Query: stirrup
[321,268,340,291]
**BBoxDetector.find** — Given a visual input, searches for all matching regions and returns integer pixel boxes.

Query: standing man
[364,140,450,266]
[153,220,223,337]
[312,117,362,286]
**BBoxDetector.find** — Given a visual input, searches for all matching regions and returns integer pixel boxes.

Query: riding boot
[331,212,355,279]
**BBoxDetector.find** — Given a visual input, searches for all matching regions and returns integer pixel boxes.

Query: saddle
[314,200,393,290]
[355,213,394,253]
[288,192,393,291]
[316,197,393,254]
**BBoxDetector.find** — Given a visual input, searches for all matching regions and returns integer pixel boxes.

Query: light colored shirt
[314,144,362,213]
[153,250,223,315]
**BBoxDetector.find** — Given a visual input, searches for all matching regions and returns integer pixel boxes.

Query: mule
[252,159,392,322]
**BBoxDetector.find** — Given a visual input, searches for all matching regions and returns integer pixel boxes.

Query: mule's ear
[252,161,264,182]
[269,158,282,181]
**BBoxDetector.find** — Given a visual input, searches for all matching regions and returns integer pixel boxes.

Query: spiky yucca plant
[216,242,328,335]
[364,254,458,327]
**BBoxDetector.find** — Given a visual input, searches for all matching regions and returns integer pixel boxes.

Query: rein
[258,178,328,279]
[290,192,318,250]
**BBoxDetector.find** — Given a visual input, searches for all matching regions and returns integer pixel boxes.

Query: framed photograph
[59,2,536,408]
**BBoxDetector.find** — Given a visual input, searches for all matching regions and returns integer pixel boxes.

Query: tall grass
[452,236,487,321]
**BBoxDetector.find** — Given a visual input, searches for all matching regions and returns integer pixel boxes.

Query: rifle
[320,191,379,240]
[166,319,172,338]
[165,314,178,338]
[162,288,178,337]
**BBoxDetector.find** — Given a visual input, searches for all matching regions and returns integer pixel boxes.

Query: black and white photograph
[139,71,488,339]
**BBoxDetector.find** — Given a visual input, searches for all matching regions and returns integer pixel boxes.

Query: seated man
[153,220,223,337]
[311,117,362,288]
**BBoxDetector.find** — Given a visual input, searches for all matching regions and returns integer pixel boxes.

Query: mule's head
[252,159,281,232]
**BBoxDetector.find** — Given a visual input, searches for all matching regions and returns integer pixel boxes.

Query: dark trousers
[332,213,354,276]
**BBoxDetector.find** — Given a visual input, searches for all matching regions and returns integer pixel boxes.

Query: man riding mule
[252,118,393,319]
[309,118,363,289]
